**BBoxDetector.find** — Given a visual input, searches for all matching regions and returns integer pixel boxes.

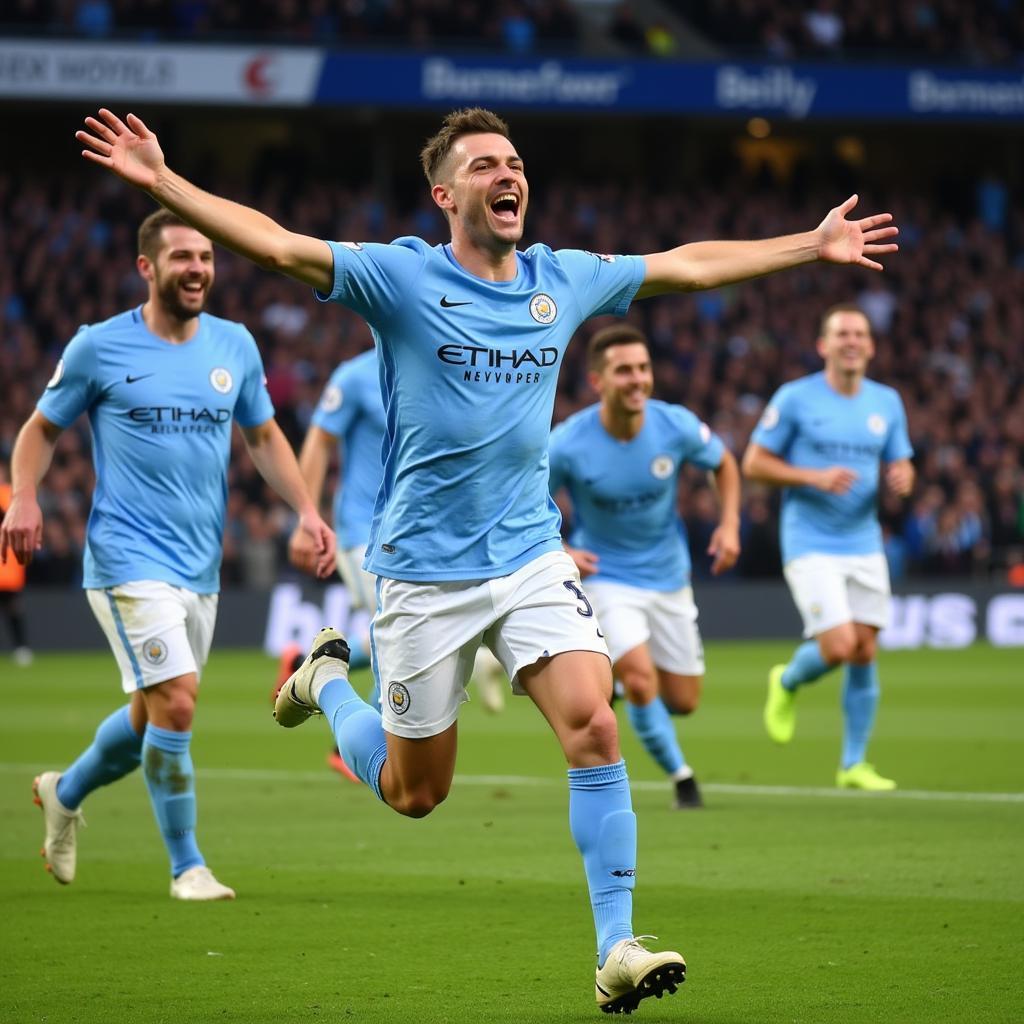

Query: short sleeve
[672,406,725,470]
[547,425,571,495]
[882,392,914,462]
[311,364,356,440]
[314,240,425,326]
[555,250,646,320]
[233,332,275,428]
[750,385,798,456]
[36,328,100,428]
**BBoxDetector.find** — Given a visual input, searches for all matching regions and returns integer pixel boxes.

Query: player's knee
[574,702,619,762]
[666,693,700,716]
[852,639,877,665]
[821,636,856,664]
[390,783,449,819]
[620,668,656,704]
[161,698,196,732]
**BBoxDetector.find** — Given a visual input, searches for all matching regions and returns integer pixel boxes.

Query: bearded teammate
[742,304,914,790]
[1,209,335,899]
[549,323,741,810]
[76,105,897,1009]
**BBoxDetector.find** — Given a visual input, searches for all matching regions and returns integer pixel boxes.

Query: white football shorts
[336,543,377,611]
[783,552,891,638]
[585,580,705,676]
[371,550,609,739]
[86,580,218,692]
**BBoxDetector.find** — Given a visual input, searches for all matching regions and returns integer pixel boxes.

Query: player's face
[441,133,528,249]
[142,226,215,321]
[592,342,653,414]
[818,310,874,376]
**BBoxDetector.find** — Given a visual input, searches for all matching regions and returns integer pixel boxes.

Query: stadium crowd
[6,0,1024,64]
[670,0,1024,65]
[3,0,585,52]
[2,158,1021,589]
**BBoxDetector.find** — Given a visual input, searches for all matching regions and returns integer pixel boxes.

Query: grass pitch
[2,641,1022,1023]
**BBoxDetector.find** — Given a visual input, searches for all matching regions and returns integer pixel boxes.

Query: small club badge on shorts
[142,637,168,665]
[387,681,411,715]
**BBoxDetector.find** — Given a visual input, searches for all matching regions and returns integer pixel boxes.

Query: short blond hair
[419,108,512,185]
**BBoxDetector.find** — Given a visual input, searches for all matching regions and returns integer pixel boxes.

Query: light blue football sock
[568,759,635,967]
[841,662,880,769]
[626,697,686,777]
[57,705,142,810]
[142,724,204,877]
[781,639,835,691]
[317,676,388,801]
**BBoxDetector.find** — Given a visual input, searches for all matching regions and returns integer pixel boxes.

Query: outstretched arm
[0,412,63,566]
[77,109,333,293]
[637,194,898,298]
[241,419,337,579]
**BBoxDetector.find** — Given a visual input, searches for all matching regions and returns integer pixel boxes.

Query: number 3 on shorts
[563,580,594,617]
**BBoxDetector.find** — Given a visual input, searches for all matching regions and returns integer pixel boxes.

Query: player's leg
[588,581,691,797]
[836,554,895,790]
[493,553,684,1012]
[470,644,507,714]
[647,585,708,808]
[140,588,234,899]
[275,573,488,815]
[32,588,150,884]
[766,556,849,743]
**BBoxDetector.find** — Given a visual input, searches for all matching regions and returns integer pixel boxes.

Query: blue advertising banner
[315,53,1024,121]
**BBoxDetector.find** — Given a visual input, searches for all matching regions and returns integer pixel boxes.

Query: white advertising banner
[0,40,322,105]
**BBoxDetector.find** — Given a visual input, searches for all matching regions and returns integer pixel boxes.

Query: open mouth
[490,192,520,223]
[181,280,206,297]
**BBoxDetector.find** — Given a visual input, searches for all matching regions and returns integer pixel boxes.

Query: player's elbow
[740,448,763,480]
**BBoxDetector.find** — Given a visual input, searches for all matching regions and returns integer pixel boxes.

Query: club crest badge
[320,384,343,413]
[210,367,233,394]
[650,455,674,480]
[529,293,557,325]
[388,682,411,716]
[142,637,168,665]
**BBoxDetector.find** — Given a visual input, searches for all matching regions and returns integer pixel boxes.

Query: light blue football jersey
[750,371,913,562]
[548,401,725,591]
[317,238,645,581]
[311,348,386,549]
[37,307,274,593]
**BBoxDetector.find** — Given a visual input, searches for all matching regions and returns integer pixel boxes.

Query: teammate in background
[0,463,33,666]
[549,323,741,810]
[279,348,508,778]
[742,304,914,791]
[76,105,896,1011]
[0,209,335,900]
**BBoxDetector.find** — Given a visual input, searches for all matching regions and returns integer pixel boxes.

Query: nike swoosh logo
[597,628,605,638]
[125,373,155,384]
[440,296,472,308]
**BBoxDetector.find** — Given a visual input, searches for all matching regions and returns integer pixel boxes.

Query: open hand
[76,109,165,190]
[817,194,899,272]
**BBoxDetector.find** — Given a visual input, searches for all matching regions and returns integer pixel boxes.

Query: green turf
[2,642,1022,1023]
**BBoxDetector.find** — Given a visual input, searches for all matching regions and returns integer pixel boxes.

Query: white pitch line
[1,762,1021,804]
